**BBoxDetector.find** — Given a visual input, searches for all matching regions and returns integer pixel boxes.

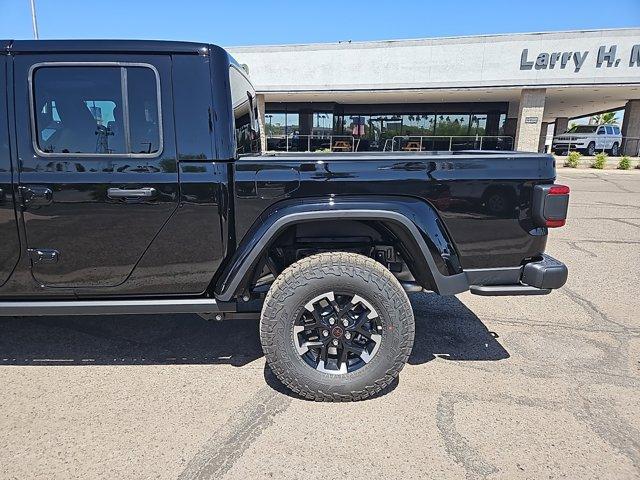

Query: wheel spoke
[346,343,365,357]
[301,341,323,352]
[319,343,329,364]
[353,311,368,328]
[353,312,372,339]
[330,299,353,319]
[306,306,323,328]
[360,334,382,363]
[338,343,349,370]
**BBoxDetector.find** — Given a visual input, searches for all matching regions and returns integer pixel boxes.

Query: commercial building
[228,28,640,154]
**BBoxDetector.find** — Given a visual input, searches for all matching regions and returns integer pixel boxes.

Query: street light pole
[29,0,39,40]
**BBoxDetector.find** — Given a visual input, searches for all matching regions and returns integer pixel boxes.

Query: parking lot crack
[178,387,291,480]
[560,287,628,332]
[436,393,498,479]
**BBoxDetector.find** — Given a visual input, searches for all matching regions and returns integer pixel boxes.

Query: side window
[597,127,606,135]
[31,64,161,156]
[613,126,621,135]
[605,126,613,135]
[229,64,260,155]
[127,67,161,154]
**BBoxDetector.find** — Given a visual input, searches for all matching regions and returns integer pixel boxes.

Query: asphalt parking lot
[0,169,638,480]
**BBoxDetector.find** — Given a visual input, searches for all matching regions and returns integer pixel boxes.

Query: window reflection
[312,113,333,136]
[266,107,510,152]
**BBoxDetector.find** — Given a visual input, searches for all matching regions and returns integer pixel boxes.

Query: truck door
[0,55,20,287]
[596,126,607,151]
[605,126,614,149]
[13,54,178,289]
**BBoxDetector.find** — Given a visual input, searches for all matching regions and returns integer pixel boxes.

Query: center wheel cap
[331,326,344,338]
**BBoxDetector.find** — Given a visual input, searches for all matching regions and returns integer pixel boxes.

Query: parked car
[0,40,569,401]
[552,124,622,156]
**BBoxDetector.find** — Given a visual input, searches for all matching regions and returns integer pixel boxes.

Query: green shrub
[591,152,607,169]
[618,156,631,170]
[564,151,581,168]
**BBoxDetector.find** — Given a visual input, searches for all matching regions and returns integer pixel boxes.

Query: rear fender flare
[214,196,468,301]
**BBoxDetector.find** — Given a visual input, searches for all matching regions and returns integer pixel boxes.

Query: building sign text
[520,44,640,72]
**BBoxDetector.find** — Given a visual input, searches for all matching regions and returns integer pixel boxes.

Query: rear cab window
[229,63,261,155]
[31,63,162,156]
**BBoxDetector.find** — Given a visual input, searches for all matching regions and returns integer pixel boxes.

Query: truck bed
[234,150,556,270]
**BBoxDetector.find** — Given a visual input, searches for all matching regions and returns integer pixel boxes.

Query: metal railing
[265,134,355,152]
[389,135,515,152]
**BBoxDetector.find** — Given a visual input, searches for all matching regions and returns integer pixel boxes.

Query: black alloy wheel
[293,291,382,375]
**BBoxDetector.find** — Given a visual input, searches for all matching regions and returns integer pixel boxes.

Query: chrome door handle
[107,187,157,199]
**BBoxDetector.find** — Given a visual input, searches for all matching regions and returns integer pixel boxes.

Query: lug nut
[322,330,329,337]
[342,319,349,327]
[344,331,351,340]
[332,339,339,346]
[328,317,336,325]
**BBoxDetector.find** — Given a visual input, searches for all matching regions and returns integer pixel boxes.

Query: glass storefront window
[435,114,470,137]
[265,113,286,136]
[264,112,300,136]
[286,113,299,135]
[469,114,487,136]
[347,116,368,137]
[498,114,507,135]
[312,112,333,136]
[266,105,508,152]
[402,114,435,136]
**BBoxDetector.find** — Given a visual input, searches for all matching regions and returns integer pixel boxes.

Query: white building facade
[228,28,640,154]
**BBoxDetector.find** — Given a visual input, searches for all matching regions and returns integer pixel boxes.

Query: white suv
[552,124,622,156]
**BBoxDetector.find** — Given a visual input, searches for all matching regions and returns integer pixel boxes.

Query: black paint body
[0,40,557,300]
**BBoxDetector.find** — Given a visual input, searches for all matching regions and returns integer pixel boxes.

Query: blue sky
[1,0,638,45]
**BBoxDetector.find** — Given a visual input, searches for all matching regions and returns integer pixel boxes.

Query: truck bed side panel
[233,153,553,269]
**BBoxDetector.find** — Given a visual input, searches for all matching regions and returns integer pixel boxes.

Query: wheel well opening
[247,219,427,294]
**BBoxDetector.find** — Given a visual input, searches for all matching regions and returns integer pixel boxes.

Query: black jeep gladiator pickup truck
[0,40,569,400]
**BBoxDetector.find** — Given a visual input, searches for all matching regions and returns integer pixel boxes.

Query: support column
[256,94,267,153]
[538,122,549,153]
[484,112,500,136]
[503,101,519,148]
[299,110,313,136]
[515,88,547,152]
[554,117,569,136]
[621,100,640,156]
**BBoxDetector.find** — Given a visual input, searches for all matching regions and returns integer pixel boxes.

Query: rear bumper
[467,254,568,296]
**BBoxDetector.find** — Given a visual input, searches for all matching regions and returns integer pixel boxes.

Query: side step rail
[469,285,550,296]
[0,298,225,316]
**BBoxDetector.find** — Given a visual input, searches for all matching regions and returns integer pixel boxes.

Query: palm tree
[590,112,618,125]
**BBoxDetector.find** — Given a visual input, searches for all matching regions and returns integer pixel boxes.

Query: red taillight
[534,183,570,228]
[545,219,566,228]
[549,185,570,195]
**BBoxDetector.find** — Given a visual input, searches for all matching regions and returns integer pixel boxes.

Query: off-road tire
[260,252,415,401]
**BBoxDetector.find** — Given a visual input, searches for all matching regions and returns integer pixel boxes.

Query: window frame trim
[28,61,164,158]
